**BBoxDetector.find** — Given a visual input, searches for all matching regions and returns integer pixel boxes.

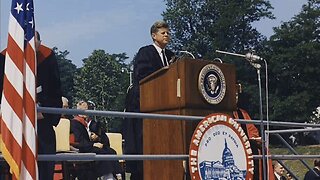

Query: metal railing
[1,107,319,179]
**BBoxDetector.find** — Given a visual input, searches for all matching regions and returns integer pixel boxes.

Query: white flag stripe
[8,13,25,51]
[4,54,24,97]
[20,162,33,180]
[25,73,36,92]
[23,114,37,155]
[25,60,36,100]
[1,97,23,147]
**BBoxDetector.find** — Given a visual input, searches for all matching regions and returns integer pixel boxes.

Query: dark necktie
[161,50,168,66]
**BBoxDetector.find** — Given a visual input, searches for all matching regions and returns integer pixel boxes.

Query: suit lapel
[150,45,163,68]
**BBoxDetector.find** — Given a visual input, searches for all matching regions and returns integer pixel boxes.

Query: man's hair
[150,20,169,35]
[315,159,320,167]
[62,96,69,103]
[272,161,281,168]
[76,100,88,110]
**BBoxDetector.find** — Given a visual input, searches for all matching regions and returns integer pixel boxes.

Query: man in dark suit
[35,31,63,180]
[123,20,174,180]
[304,159,320,180]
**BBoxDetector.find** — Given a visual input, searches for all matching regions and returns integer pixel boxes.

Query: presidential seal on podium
[198,64,227,105]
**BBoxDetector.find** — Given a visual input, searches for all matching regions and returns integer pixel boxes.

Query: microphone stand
[216,50,267,180]
[255,64,267,180]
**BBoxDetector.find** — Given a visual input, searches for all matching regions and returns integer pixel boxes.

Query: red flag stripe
[3,75,24,120]
[25,40,36,74]
[21,137,37,179]
[0,120,22,167]
[23,83,36,127]
[22,105,37,155]
[7,34,24,73]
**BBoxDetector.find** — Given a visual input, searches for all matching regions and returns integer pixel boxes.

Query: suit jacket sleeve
[101,133,111,148]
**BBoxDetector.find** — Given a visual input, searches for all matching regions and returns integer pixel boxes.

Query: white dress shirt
[153,43,168,66]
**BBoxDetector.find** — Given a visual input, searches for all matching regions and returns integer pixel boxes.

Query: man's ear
[151,33,156,40]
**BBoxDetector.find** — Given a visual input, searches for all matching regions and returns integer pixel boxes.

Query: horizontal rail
[2,154,320,162]
[254,154,320,160]
[266,127,320,134]
[38,107,203,121]
[38,107,320,128]
[0,154,189,161]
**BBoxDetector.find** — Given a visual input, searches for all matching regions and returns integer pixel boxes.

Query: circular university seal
[189,113,254,180]
[198,64,226,104]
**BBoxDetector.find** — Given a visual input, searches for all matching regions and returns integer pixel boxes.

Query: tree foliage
[74,50,130,131]
[54,47,77,105]
[163,0,274,58]
[265,0,320,122]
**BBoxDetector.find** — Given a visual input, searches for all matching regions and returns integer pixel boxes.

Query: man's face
[77,101,89,120]
[152,27,170,49]
[62,101,69,109]
[274,164,284,176]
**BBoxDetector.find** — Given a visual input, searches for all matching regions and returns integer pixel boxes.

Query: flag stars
[26,3,30,11]
[29,18,34,28]
[14,2,24,14]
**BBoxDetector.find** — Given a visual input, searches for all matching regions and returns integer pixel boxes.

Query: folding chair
[106,133,126,180]
[53,118,75,180]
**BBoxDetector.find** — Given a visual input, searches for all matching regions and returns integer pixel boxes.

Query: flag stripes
[0,0,38,179]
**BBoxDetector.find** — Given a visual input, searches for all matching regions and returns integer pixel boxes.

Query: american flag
[0,0,38,179]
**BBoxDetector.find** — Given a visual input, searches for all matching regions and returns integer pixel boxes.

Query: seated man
[70,100,120,180]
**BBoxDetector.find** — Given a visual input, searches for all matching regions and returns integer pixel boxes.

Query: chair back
[106,133,123,155]
[54,118,70,152]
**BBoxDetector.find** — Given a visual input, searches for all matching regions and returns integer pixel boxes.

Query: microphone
[179,50,195,59]
[170,50,195,64]
[245,52,263,63]
[216,50,263,63]
[215,50,263,69]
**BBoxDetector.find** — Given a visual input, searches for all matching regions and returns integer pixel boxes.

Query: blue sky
[1,0,307,67]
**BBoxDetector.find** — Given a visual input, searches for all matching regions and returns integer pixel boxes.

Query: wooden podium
[140,58,237,180]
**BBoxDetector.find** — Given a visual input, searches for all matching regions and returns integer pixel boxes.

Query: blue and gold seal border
[198,64,226,104]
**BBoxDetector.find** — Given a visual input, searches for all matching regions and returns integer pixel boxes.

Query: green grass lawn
[269,145,320,179]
